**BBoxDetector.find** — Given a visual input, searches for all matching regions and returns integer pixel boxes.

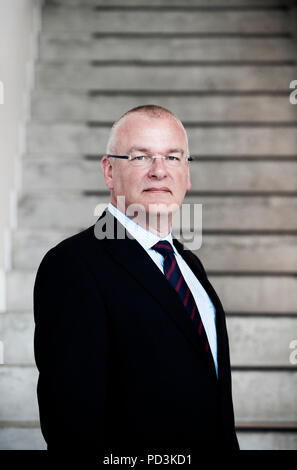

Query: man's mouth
[143,187,172,193]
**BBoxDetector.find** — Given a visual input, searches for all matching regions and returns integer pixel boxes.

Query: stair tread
[22,159,297,192]
[39,35,297,61]
[6,268,297,312]
[30,92,297,122]
[45,0,286,6]
[42,8,290,35]
[26,123,297,155]
[35,63,297,91]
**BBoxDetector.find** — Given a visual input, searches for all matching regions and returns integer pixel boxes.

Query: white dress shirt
[107,202,218,377]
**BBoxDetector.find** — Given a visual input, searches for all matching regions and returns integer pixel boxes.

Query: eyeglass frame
[106,154,193,164]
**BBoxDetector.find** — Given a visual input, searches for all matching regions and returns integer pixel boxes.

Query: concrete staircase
[1,0,297,450]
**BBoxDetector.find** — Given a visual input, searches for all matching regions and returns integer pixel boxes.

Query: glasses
[106,153,193,167]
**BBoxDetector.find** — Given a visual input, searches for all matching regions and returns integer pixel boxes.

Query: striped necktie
[152,240,214,366]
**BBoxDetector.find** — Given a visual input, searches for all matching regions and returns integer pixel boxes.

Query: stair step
[237,431,297,450]
[6,268,297,312]
[6,271,36,311]
[31,92,297,122]
[1,312,296,366]
[0,313,35,364]
[0,367,39,421]
[226,316,297,367]
[45,0,285,7]
[17,193,297,230]
[18,193,102,230]
[39,35,297,62]
[22,159,297,192]
[26,123,297,155]
[0,424,46,450]
[212,275,297,314]
[12,229,297,272]
[197,234,297,272]
[0,366,295,422]
[236,421,297,431]
[42,7,289,34]
[12,229,75,270]
[35,63,296,91]
[232,370,297,422]
[0,423,296,450]
[23,158,105,191]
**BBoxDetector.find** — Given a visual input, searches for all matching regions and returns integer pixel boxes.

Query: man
[33,105,239,457]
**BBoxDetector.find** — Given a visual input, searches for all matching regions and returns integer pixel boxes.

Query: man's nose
[148,157,168,178]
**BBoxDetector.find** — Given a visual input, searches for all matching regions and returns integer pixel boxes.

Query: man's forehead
[128,145,186,154]
[118,114,187,141]
[118,112,183,132]
[111,111,188,156]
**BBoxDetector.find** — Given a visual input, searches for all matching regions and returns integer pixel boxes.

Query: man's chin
[147,202,179,215]
[124,199,180,219]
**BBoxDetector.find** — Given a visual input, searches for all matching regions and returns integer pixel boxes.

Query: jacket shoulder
[36,224,100,274]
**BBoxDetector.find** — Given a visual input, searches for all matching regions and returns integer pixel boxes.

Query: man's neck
[131,213,171,237]
[110,202,172,237]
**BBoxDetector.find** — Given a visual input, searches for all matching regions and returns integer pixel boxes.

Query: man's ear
[101,156,114,190]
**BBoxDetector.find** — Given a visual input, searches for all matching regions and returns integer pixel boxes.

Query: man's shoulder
[55,224,96,250]
[37,224,102,273]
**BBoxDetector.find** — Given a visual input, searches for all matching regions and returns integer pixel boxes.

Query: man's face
[102,113,191,217]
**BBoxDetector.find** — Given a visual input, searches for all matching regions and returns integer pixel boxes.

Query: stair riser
[42,0,285,8]
[6,270,297,312]
[27,124,297,155]
[35,64,296,91]
[1,313,296,367]
[44,0,284,6]
[18,195,297,230]
[237,432,297,450]
[0,428,46,450]
[39,36,297,61]
[0,367,296,421]
[0,367,39,421]
[31,93,297,122]
[232,371,297,422]
[23,160,297,192]
[12,231,297,272]
[0,426,296,450]
[42,9,288,34]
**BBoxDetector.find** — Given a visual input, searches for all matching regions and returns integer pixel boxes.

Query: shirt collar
[107,202,177,253]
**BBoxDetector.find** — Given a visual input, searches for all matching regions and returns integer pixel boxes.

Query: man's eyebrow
[128,147,185,154]
[167,148,185,154]
[128,146,151,153]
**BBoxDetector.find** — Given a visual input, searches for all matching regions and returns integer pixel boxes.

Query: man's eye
[167,155,180,161]
[132,155,146,161]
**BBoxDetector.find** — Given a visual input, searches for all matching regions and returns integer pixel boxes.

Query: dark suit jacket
[33,210,239,456]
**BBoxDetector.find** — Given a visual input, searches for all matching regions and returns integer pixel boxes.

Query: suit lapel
[173,238,229,384]
[95,210,217,381]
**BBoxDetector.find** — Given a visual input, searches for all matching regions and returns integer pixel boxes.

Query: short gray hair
[105,104,189,156]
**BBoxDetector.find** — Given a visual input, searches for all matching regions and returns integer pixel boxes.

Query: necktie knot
[152,241,174,258]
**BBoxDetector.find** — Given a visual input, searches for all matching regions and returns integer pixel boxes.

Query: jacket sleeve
[33,244,110,454]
